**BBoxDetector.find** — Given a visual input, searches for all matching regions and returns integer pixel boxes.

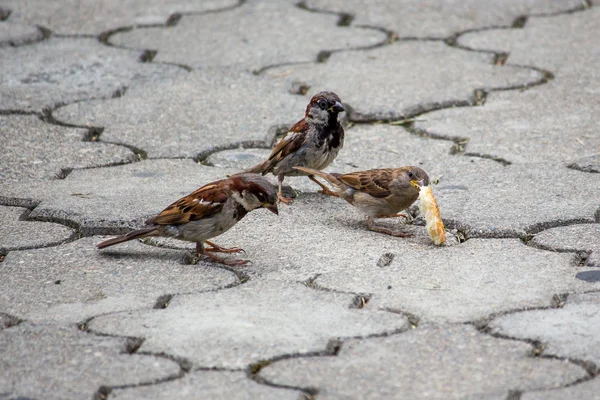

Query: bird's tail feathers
[245,160,271,175]
[96,226,158,249]
[293,167,343,188]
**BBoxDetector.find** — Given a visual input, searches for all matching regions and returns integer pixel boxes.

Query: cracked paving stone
[521,377,600,400]
[53,70,303,158]
[0,206,74,254]
[0,37,185,112]
[416,9,600,165]
[304,0,583,39]
[569,153,600,173]
[88,280,408,369]
[489,292,600,366]
[0,321,180,400]
[0,115,136,181]
[531,224,600,268]
[260,324,586,400]
[311,239,600,323]
[109,0,386,71]
[0,237,237,323]
[264,41,540,121]
[0,21,42,46]
[1,0,239,35]
[111,370,299,400]
[0,159,242,234]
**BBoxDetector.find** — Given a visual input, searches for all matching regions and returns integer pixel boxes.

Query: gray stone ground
[1,1,599,399]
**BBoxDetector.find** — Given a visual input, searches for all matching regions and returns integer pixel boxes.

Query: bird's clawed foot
[205,252,250,266]
[367,217,413,238]
[204,240,246,254]
[309,175,338,197]
[278,192,293,204]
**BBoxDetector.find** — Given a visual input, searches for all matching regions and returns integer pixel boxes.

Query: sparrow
[294,166,429,237]
[246,91,345,204]
[97,173,279,266]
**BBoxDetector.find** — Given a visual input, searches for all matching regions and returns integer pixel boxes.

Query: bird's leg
[194,242,248,266]
[204,240,245,254]
[309,175,338,197]
[375,213,409,219]
[367,216,413,238]
[277,175,293,204]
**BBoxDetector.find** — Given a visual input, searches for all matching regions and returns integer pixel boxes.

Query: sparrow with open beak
[97,173,278,265]
[295,166,429,237]
[247,91,345,204]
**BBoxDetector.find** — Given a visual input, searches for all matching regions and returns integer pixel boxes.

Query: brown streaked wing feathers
[338,169,394,198]
[148,181,229,225]
[264,119,308,166]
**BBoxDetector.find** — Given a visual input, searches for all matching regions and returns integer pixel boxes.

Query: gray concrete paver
[88,280,408,369]
[0,37,185,112]
[264,41,540,121]
[489,292,600,365]
[416,8,600,165]
[531,224,600,267]
[521,378,600,400]
[0,206,73,254]
[0,237,237,323]
[0,21,41,46]
[260,324,587,400]
[312,239,599,323]
[53,70,305,158]
[111,370,299,400]
[304,0,583,39]
[109,0,386,71]
[0,321,181,400]
[0,114,135,181]
[1,0,239,35]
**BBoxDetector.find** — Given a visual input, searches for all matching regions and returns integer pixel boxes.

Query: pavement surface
[1,1,599,399]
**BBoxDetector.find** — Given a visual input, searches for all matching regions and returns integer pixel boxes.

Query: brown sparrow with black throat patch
[97,173,278,266]
[246,91,345,204]
[294,166,429,237]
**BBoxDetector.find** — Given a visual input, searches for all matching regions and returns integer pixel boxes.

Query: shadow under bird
[246,91,345,204]
[97,173,278,266]
[294,166,429,237]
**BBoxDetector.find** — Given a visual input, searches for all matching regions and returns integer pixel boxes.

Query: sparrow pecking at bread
[246,91,345,204]
[294,166,429,237]
[97,173,278,266]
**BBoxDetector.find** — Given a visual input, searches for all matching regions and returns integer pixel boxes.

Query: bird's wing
[267,119,309,163]
[338,169,395,198]
[148,180,229,225]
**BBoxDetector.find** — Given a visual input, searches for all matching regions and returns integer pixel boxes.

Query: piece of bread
[418,186,446,245]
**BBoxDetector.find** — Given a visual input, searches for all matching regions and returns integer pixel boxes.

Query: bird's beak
[410,179,426,189]
[265,203,279,215]
[329,101,345,113]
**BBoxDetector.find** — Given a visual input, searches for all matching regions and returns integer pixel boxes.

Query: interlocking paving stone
[521,377,600,400]
[415,9,600,165]
[0,115,135,181]
[531,224,600,268]
[1,0,238,35]
[458,8,600,74]
[53,70,304,158]
[88,280,408,369]
[489,292,600,365]
[109,0,386,72]
[0,206,73,254]
[0,321,180,400]
[304,0,583,39]
[264,41,540,121]
[310,239,600,323]
[0,37,185,112]
[0,237,236,323]
[0,159,239,234]
[569,153,600,173]
[260,324,587,400]
[111,370,299,400]
[0,21,41,46]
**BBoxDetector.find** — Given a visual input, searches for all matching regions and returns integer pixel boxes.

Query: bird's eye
[408,171,414,178]
[318,100,328,110]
